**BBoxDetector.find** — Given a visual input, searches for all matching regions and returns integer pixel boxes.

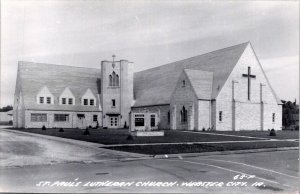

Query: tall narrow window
[151,115,156,127]
[182,80,186,87]
[180,106,187,123]
[39,97,44,104]
[83,99,88,105]
[272,113,275,123]
[168,111,170,124]
[109,75,113,86]
[68,98,73,105]
[219,111,223,122]
[115,74,119,86]
[112,99,116,107]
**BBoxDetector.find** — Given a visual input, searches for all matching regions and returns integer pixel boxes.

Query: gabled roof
[184,69,213,100]
[17,61,101,111]
[133,42,249,107]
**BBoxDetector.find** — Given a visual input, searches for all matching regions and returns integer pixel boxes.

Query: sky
[0,0,299,107]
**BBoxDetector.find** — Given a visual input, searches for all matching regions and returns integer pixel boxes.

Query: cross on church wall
[242,66,256,100]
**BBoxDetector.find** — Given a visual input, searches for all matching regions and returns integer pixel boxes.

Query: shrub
[83,127,90,135]
[126,135,133,141]
[42,125,46,130]
[59,128,64,132]
[89,125,92,129]
[269,129,276,136]
[295,125,299,131]
[202,127,205,132]
[8,120,13,125]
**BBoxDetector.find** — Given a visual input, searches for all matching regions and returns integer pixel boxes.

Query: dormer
[81,88,96,106]
[37,86,54,104]
[59,87,75,105]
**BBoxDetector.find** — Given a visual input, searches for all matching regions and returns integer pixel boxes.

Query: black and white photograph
[0,0,299,193]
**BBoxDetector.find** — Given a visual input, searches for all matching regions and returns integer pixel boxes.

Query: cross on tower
[112,54,116,68]
[242,66,256,100]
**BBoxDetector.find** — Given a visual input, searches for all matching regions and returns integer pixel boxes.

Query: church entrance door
[109,116,119,128]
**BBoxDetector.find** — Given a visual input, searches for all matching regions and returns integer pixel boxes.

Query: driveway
[0,127,145,167]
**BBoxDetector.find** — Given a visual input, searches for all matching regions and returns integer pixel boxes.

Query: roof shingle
[133,42,249,107]
[18,61,101,111]
[184,69,214,100]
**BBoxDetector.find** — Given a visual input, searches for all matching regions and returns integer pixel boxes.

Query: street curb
[1,128,148,158]
[153,147,299,159]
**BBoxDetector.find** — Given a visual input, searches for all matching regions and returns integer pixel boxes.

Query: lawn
[10,128,265,145]
[8,128,299,155]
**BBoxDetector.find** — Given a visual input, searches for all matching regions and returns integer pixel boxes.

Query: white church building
[13,42,282,131]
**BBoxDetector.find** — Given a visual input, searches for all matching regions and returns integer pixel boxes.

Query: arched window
[109,75,113,86]
[115,74,119,86]
[180,106,187,123]
[109,71,119,87]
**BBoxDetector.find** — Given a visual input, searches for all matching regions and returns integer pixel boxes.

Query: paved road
[0,128,299,193]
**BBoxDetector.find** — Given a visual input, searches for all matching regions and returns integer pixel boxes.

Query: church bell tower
[100,55,134,128]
